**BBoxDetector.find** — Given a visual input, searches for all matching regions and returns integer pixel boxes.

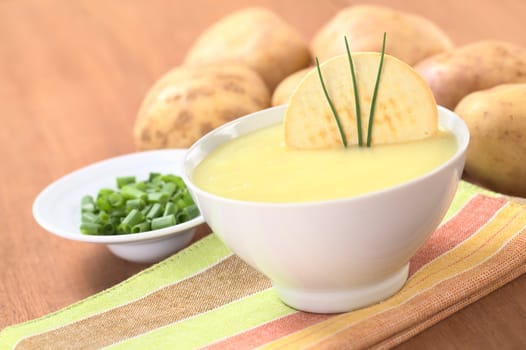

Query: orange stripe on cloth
[199,194,506,350]
[260,200,526,350]
[203,312,331,350]
[408,194,507,276]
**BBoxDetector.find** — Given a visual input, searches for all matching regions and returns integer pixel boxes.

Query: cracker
[284,53,438,149]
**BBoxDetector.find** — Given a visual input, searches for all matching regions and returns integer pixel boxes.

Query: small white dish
[33,149,205,263]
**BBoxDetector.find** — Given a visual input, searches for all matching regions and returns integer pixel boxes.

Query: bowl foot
[273,263,409,314]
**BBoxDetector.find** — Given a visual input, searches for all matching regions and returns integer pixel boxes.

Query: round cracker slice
[284,53,438,149]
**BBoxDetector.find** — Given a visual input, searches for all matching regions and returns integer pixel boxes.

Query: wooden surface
[1,0,525,347]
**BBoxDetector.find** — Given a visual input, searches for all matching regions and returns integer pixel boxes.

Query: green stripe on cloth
[106,289,295,350]
[0,235,231,349]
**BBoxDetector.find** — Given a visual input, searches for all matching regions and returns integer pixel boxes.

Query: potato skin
[455,83,526,197]
[415,41,526,109]
[185,7,311,90]
[271,67,311,106]
[311,5,453,65]
[133,63,270,150]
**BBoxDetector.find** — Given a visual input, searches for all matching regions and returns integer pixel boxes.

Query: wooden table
[1,0,525,347]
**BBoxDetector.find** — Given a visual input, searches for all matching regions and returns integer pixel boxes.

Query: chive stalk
[367,32,387,147]
[344,36,363,147]
[316,57,348,148]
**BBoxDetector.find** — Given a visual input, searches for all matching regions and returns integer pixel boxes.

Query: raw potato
[185,7,311,90]
[285,53,437,149]
[271,68,311,106]
[134,63,270,149]
[311,5,453,65]
[415,41,526,109]
[455,83,526,197]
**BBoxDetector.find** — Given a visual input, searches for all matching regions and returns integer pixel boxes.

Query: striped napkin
[2,181,526,350]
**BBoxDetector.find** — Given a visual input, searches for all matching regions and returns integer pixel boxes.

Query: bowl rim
[33,149,205,244]
[183,105,469,208]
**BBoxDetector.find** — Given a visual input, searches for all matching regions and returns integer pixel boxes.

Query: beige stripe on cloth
[15,255,271,350]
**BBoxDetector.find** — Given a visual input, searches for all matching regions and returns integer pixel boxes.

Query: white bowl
[183,105,469,313]
[33,149,205,263]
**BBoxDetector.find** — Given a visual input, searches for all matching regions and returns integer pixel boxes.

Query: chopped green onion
[135,181,147,191]
[108,192,124,207]
[151,215,176,230]
[344,35,363,147]
[161,182,176,196]
[146,203,162,219]
[184,204,199,219]
[126,198,145,211]
[80,173,199,235]
[81,212,98,223]
[132,222,150,233]
[95,196,112,212]
[121,209,144,228]
[116,176,135,189]
[163,202,176,216]
[367,32,387,147]
[176,212,189,224]
[81,195,95,212]
[80,222,101,235]
[149,172,161,182]
[141,204,153,216]
[176,199,187,210]
[121,185,147,200]
[316,57,348,148]
[147,192,169,203]
[102,223,115,235]
[118,223,132,234]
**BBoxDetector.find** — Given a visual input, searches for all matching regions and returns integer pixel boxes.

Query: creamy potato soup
[192,123,457,203]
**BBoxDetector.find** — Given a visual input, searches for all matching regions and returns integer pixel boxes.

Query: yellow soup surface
[193,124,457,203]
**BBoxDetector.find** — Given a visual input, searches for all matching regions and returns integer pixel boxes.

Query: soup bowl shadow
[183,105,469,314]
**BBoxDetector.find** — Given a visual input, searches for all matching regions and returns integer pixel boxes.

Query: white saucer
[33,149,205,263]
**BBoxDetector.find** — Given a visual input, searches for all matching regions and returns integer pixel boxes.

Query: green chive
[81,195,95,212]
[151,215,176,230]
[141,204,153,216]
[146,203,162,219]
[80,222,101,235]
[147,192,169,204]
[121,185,147,200]
[163,202,176,216]
[95,211,109,224]
[344,36,363,147]
[108,192,124,207]
[316,57,347,148]
[161,182,176,196]
[116,176,135,189]
[81,212,98,223]
[135,181,147,191]
[121,209,144,228]
[95,196,112,212]
[149,172,161,182]
[184,204,199,219]
[132,222,150,233]
[367,32,387,147]
[102,223,115,235]
[126,198,145,211]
